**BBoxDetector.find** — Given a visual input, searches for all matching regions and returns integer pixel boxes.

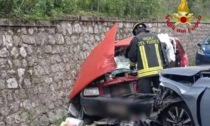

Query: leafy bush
[0,0,208,20]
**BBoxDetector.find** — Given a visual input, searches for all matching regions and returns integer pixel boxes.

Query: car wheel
[161,102,195,126]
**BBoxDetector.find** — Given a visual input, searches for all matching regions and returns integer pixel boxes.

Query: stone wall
[0,17,210,126]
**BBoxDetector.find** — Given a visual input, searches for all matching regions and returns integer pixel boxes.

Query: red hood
[70,24,118,99]
[115,36,133,47]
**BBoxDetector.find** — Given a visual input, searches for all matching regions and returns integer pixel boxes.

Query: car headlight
[83,87,99,96]
[197,48,205,55]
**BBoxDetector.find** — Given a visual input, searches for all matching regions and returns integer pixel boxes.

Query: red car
[169,37,188,67]
[67,24,188,126]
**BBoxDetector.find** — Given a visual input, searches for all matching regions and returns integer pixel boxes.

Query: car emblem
[173,0,194,25]
[165,0,202,33]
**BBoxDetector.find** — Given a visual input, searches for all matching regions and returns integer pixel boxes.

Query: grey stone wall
[0,17,210,126]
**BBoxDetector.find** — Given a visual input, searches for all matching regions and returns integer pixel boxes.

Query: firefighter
[127,23,164,93]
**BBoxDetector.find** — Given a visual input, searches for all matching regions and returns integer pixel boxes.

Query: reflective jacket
[128,31,163,78]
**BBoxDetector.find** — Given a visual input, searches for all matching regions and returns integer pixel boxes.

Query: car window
[176,40,185,54]
[204,36,210,45]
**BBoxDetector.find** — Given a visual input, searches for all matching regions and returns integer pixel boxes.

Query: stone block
[44,45,52,53]
[73,23,82,33]
[88,26,93,33]
[9,101,20,113]
[18,89,27,99]
[13,35,21,47]
[20,100,32,110]
[0,48,9,58]
[19,112,29,123]
[0,106,10,116]
[36,33,48,46]
[11,47,19,58]
[3,35,13,50]
[7,78,18,89]
[0,59,7,69]
[28,28,34,35]
[44,77,53,84]
[35,105,46,116]
[66,23,72,35]
[55,34,65,45]
[22,59,28,67]
[48,111,56,123]
[0,122,5,126]
[18,68,25,78]
[30,118,39,126]
[39,114,49,126]
[23,79,31,87]
[48,35,56,45]
[26,45,33,56]
[21,28,27,34]
[22,35,36,45]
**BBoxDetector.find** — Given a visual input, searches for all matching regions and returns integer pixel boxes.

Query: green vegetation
[0,0,209,20]
[27,110,35,120]
[53,115,67,126]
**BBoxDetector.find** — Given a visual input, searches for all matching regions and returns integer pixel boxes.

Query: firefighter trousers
[138,76,160,93]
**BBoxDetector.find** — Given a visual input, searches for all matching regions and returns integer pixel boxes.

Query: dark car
[159,65,210,126]
[196,35,210,65]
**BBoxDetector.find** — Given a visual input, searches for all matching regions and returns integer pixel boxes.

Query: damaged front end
[69,78,182,126]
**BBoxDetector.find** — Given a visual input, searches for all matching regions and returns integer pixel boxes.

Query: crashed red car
[68,24,188,126]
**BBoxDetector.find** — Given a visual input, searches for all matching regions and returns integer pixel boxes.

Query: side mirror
[197,43,201,47]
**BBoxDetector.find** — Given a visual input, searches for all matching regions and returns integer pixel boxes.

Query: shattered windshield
[114,47,130,69]
[114,55,130,69]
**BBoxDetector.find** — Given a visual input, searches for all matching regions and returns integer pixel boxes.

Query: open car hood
[70,24,118,99]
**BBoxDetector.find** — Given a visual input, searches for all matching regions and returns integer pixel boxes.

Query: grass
[53,115,67,126]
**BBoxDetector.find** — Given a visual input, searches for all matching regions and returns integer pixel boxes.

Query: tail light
[181,54,188,67]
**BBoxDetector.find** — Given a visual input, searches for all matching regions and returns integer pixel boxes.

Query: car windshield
[204,36,210,45]
[114,56,130,69]
[114,47,130,69]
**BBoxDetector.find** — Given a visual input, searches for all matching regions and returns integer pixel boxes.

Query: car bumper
[80,94,155,117]
[196,53,210,65]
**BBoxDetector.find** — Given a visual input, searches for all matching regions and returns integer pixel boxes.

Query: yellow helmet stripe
[133,23,143,29]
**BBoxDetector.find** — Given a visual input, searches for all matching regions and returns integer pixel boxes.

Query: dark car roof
[161,66,210,76]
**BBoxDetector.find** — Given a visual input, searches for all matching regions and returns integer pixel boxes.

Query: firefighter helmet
[132,23,147,35]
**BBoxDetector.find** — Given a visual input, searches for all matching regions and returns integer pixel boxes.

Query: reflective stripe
[139,46,146,69]
[138,70,159,78]
[138,66,162,74]
[139,46,149,69]
[130,61,136,66]
[155,44,162,66]
[142,46,149,68]
[133,23,142,29]
[138,43,163,78]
